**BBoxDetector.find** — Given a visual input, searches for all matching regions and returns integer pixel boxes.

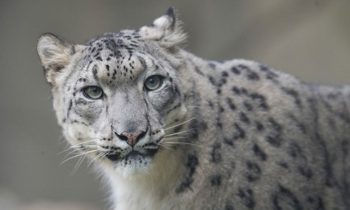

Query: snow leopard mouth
[105,148,159,162]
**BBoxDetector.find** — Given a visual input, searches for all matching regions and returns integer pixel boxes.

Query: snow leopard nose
[115,130,147,146]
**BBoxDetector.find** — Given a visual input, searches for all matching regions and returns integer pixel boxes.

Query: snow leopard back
[178,54,350,209]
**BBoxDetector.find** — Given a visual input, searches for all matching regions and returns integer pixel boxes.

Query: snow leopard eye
[144,75,164,91]
[82,86,104,100]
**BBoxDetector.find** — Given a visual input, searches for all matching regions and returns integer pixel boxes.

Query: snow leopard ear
[37,33,81,85]
[139,7,187,48]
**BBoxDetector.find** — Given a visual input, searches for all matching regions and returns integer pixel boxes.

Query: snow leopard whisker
[61,150,92,165]
[72,154,86,174]
[60,149,98,165]
[61,146,99,163]
[73,140,97,145]
[157,143,174,151]
[164,129,193,137]
[162,141,201,148]
[164,117,189,128]
[61,148,80,159]
[164,118,195,131]
[60,146,87,158]
[162,136,188,140]
[87,152,106,168]
[58,146,77,155]
[161,137,188,143]
[58,140,97,154]
[75,137,103,141]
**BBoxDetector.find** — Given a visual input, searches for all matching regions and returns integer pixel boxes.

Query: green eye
[82,86,104,100]
[144,75,164,91]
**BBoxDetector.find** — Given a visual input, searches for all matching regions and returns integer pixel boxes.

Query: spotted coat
[37,7,350,210]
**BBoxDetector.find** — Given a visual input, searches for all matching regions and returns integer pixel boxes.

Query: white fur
[102,149,185,210]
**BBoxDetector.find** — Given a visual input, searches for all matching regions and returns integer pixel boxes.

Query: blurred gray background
[0,0,349,209]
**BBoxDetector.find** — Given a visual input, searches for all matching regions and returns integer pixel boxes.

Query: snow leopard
[37,7,350,210]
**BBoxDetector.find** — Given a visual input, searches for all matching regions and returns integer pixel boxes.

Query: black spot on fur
[287,142,302,159]
[208,100,214,108]
[237,64,260,81]
[216,119,223,129]
[272,185,303,210]
[255,121,264,131]
[226,98,237,110]
[265,118,283,147]
[77,78,87,83]
[259,64,279,81]
[266,135,281,147]
[219,105,225,113]
[188,119,208,140]
[194,65,205,76]
[92,65,99,81]
[210,174,222,186]
[250,93,269,111]
[245,161,262,182]
[224,137,234,146]
[233,123,246,140]
[209,62,216,69]
[252,144,267,161]
[243,101,253,111]
[232,86,241,95]
[231,66,241,75]
[176,154,199,193]
[210,143,222,163]
[287,114,307,134]
[306,196,325,210]
[225,203,235,210]
[247,71,260,81]
[112,69,117,80]
[66,99,73,119]
[238,64,249,70]
[239,112,250,124]
[237,187,255,209]
[93,52,100,58]
[208,76,217,86]
[222,71,229,77]
[278,162,289,169]
[298,166,313,180]
[241,88,248,95]
[123,65,128,72]
[219,78,227,86]
[282,87,302,108]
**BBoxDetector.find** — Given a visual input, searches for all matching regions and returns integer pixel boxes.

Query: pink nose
[116,130,147,146]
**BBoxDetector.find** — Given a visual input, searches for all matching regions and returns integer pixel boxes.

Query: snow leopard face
[37,8,187,174]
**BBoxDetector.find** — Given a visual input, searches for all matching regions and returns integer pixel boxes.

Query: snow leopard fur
[37,7,350,210]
